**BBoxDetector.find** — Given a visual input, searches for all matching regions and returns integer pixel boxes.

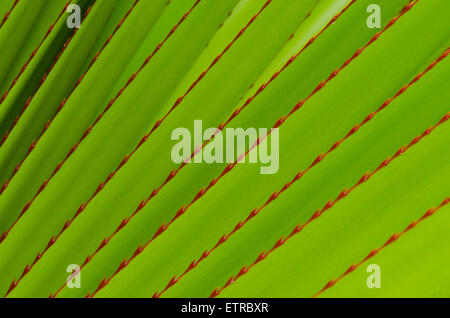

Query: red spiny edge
[2,0,203,298]
[0,0,140,190]
[210,113,449,298]
[0,0,19,29]
[81,0,418,299]
[0,1,73,109]
[313,197,450,297]
[152,48,449,298]
[0,0,203,248]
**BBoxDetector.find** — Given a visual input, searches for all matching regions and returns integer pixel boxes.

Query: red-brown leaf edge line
[209,112,448,298]
[313,197,450,298]
[152,47,448,298]
[0,0,203,244]
[81,0,417,299]
[0,0,19,29]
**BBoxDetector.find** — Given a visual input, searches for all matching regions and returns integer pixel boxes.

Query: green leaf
[0,0,449,299]
[0,0,169,226]
[216,120,450,297]
[0,0,241,296]
[319,200,450,298]
[85,0,449,297]
[0,0,77,136]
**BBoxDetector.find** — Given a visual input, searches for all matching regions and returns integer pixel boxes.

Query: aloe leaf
[0,0,170,226]
[159,8,449,296]
[318,199,450,298]
[157,53,450,298]
[100,62,450,298]
[23,0,433,298]
[14,0,418,298]
[72,0,449,297]
[0,0,242,296]
[108,0,198,95]
[0,0,448,300]
[213,120,450,297]
[5,0,330,298]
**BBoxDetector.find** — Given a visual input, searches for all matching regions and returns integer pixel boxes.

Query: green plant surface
[3,0,325,297]
[0,0,65,94]
[0,0,448,299]
[37,0,446,298]
[0,0,15,20]
[0,1,93,144]
[319,201,450,298]
[0,0,184,229]
[213,119,450,298]
[0,0,76,136]
[0,1,19,30]
[10,0,439,298]
[0,0,241,295]
[79,0,138,72]
[0,0,118,181]
[89,0,449,298]
[97,52,450,298]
